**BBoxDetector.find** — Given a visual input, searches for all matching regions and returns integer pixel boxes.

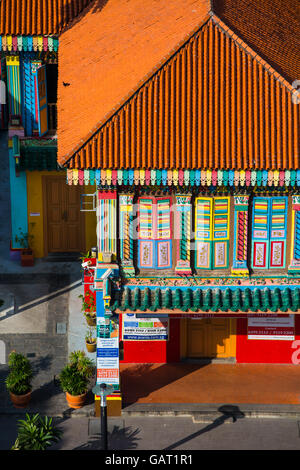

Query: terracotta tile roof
[213,0,300,86]
[57,0,211,166]
[0,0,92,35]
[59,17,300,171]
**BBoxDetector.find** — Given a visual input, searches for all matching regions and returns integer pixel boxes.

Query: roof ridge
[211,14,295,93]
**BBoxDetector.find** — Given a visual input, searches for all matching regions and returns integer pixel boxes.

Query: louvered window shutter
[156,197,172,269]
[36,65,48,136]
[289,196,300,272]
[212,197,230,269]
[251,197,270,269]
[138,197,155,268]
[252,197,287,269]
[269,197,288,268]
[195,197,213,269]
[138,197,172,269]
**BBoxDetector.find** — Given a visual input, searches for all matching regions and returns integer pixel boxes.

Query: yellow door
[187,318,236,359]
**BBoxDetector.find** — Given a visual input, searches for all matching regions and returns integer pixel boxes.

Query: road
[1,414,300,451]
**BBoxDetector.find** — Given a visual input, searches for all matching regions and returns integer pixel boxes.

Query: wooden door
[44,176,85,254]
[187,318,235,359]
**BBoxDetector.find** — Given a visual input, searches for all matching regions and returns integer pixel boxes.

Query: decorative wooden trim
[66,169,300,188]
[0,36,58,52]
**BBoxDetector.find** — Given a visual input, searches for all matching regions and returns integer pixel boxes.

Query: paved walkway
[120,362,300,406]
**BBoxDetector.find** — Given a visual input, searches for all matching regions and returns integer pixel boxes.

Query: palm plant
[11,413,62,450]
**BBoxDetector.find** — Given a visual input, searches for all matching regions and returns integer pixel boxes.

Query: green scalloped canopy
[111,287,300,313]
[19,142,59,171]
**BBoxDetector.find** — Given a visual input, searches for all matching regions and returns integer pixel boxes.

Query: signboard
[96,317,119,386]
[247,315,295,341]
[123,314,169,341]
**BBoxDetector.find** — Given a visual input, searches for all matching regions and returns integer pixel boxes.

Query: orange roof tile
[0,0,92,35]
[57,0,211,166]
[213,0,300,85]
[58,15,300,171]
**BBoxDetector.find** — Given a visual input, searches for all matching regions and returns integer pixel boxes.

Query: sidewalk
[1,362,300,420]
[120,362,300,406]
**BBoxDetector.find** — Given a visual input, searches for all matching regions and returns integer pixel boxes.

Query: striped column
[119,194,135,276]
[232,195,249,275]
[289,195,300,272]
[97,191,117,261]
[175,194,192,275]
[6,56,21,121]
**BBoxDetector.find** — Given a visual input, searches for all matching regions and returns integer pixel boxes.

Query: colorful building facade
[1,0,95,258]
[55,0,300,409]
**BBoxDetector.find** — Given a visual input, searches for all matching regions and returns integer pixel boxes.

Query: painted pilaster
[97,190,117,262]
[119,193,135,276]
[289,195,300,272]
[30,60,42,135]
[175,194,192,274]
[6,56,22,123]
[232,195,249,275]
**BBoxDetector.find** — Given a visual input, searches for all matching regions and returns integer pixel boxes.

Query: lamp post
[92,382,114,450]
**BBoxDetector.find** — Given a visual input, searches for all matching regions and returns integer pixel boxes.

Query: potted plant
[59,350,95,409]
[5,351,33,408]
[79,291,96,326]
[11,413,62,450]
[15,225,35,267]
[85,327,97,353]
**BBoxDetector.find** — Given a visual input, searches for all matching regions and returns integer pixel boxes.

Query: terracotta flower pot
[86,340,96,353]
[10,390,31,408]
[21,250,34,267]
[65,391,87,409]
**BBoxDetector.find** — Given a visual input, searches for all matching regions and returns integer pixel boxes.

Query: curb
[120,403,300,421]
[1,403,300,420]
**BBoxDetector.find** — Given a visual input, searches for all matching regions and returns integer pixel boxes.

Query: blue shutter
[36,65,48,136]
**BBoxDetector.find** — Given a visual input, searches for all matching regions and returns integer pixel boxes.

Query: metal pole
[100,384,108,450]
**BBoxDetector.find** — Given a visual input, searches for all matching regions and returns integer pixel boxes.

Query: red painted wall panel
[236,316,300,364]
[120,316,181,363]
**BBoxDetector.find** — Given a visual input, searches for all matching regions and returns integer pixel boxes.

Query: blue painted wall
[9,146,28,249]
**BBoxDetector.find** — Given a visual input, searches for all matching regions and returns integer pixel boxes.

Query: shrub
[5,351,33,395]
[59,350,95,396]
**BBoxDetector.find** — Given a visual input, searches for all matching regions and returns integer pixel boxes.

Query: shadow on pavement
[163,405,245,450]
[71,425,141,451]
